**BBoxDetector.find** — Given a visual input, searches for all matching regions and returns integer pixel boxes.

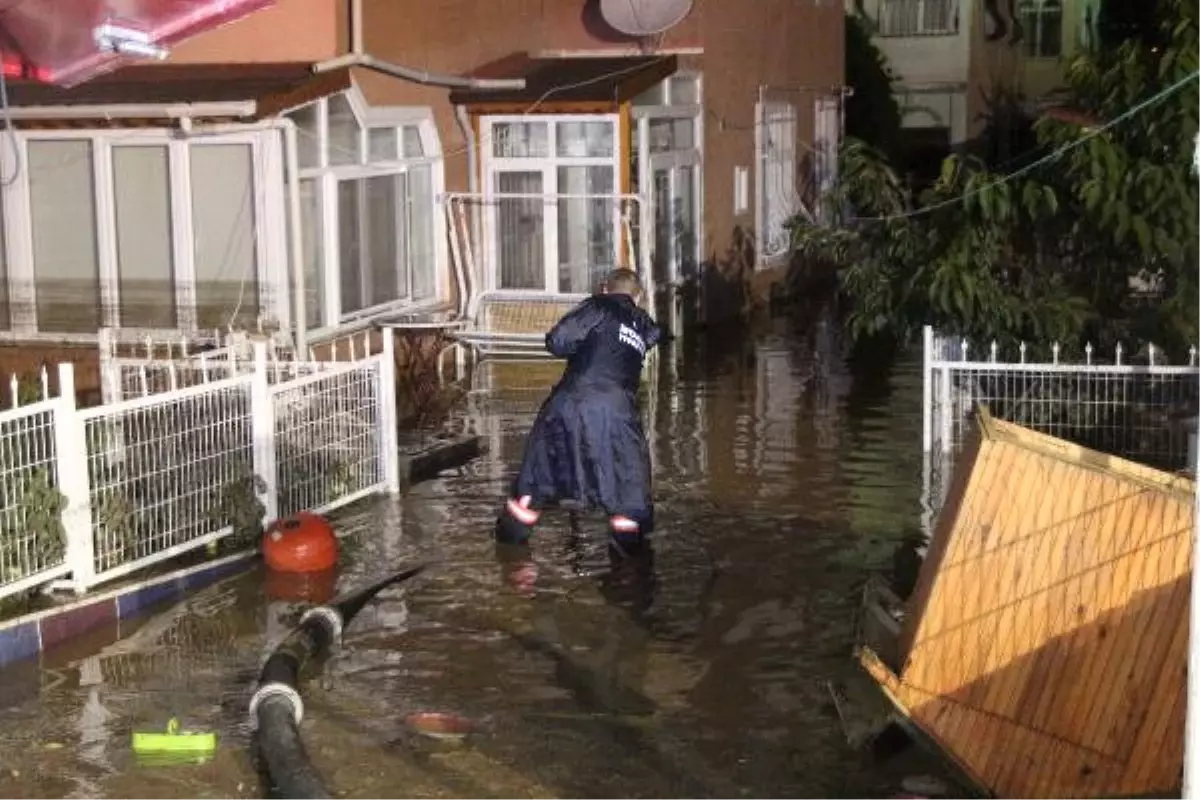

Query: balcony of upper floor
[851,0,961,38]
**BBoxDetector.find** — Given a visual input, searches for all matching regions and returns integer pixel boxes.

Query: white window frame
[288,88,449,340]
[875,0,959,36]
[479,113,622,296]
[0,126,285,343]
[1018,0,1063,59]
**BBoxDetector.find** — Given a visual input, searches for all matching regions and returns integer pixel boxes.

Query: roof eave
[2,100,259,122]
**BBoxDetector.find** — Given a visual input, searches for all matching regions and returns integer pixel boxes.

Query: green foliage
[0,467,67,585]
[209,468,268,548]
[796,0,1199,351]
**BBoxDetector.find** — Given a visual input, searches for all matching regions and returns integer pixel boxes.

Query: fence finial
[1085,343,1094,365]
[1115,343,1123,366]
[1051,343,1060,365]
[1189,346,1196,367]
[1019,342,1027,364]
[1148,343,1157,367]
[989,341,998,363]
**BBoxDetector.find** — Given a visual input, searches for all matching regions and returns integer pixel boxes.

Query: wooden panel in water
[859,408,1191,798]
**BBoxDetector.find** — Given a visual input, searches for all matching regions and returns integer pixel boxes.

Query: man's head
[601,268,643,301]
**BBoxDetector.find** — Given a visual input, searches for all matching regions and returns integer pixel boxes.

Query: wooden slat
[860,410,1195,798]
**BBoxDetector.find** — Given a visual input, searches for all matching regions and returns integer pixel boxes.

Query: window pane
[672,118,695,150]
[298,179,323,328]
[191,144,258,330]
[633,82,666,106]
[327,93,361,166]
[495,171,544,290]
[557,166,615,294]
[556,121,614,158]
[669,76,699,105]
[367,173,406,306]
[29,140,100,333]
[113,146,175,329]
[492,122,548,158]
[338,181,362,314]
[676,165,698,275]
[649,119,673,152]
[402,125,425,158]
[408,164,436,301]
[339,175,406,316]
[649,118,696,153]
[288,103,321,169]
[368,128,398,162]
[1040,3,1063,56]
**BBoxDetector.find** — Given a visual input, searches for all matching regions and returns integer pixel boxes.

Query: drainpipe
[454,103,481,307]
[312,0,526,91]
[279,118,308,358]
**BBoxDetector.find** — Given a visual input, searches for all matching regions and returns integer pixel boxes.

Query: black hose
[252,563,428,799]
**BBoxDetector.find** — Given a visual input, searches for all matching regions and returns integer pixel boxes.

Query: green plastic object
[132,718,217,755]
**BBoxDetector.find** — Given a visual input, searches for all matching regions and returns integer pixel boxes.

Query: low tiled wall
[0,552,255,669]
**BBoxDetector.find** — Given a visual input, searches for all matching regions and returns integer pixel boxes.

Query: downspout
[455,103,480,316]
[278,118,308,357]
[312,0,526,92]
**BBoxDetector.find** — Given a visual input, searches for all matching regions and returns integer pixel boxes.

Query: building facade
[0,0,844,395]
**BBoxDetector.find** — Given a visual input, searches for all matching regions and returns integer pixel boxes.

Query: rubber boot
[495,495,540,545]
[608,508,653,555]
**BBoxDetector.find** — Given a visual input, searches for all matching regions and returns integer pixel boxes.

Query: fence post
[379,330,401,493]
[55,363,95,593]
[1189,395,1200,800]
[98,328,119,405]
[922,325,934,453]
[250,340,279,525]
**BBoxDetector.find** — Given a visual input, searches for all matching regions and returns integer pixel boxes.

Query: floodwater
[0,311,956,799]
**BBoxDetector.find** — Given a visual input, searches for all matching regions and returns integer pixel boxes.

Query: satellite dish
[598,0,693,37]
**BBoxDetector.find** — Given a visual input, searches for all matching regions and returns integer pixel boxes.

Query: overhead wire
[849,69,1200,223]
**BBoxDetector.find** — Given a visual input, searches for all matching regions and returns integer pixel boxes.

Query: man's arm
[639,312,667,352]
[545,299,603,358]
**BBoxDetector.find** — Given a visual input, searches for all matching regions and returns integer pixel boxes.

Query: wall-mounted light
[94,22,169,61]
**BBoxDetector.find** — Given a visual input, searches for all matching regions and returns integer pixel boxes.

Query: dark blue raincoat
[511,293,662,526]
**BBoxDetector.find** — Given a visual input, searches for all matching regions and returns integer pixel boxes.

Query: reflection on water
[0,312,949,799]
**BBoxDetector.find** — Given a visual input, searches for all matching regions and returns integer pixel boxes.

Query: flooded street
[0,313,949,799]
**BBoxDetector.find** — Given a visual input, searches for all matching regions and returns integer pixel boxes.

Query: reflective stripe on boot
[506,495,540,525]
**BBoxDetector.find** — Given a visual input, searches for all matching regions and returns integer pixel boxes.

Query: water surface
[0,314,949,799]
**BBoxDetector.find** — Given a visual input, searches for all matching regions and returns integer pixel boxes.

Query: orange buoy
[263,512,339,573]
[264,566,339,603]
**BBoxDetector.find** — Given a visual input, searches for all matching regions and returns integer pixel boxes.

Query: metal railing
[443,192,650,315]
[921,324,1199,522]
[864,0,959,36]
[0,337,399,599]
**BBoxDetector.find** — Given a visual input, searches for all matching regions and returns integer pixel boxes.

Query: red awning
[0,0,275,87]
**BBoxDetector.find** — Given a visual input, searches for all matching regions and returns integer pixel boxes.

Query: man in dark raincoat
[495,268,662,549]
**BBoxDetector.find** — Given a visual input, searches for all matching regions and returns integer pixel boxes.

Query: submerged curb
[0,434,484,670]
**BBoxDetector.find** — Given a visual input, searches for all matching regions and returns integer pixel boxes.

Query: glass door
[646,157,699,335]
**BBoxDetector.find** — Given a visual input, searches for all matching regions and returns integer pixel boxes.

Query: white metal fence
[922,325,1200,520]
[0,335,398,600]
